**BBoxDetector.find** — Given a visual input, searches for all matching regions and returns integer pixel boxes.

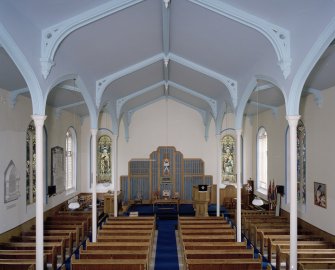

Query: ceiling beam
[8,87,29,108]
[248,100,278,118]
[189,0,291,78]
[116,81,165,119]
[96,53,164,107]
[169,53,237,108]
[168,81,217,119]
[255,83,274,92]
[54,101,85,118]
[58,82,81,93]
[305,87,323,107]
[40,0,144,79]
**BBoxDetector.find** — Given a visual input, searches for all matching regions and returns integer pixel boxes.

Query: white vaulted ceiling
[0,0,335,131]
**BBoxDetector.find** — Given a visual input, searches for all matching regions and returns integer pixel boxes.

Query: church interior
[1,1,335,270]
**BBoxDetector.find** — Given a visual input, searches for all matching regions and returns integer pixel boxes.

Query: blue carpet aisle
[154,219,179,270]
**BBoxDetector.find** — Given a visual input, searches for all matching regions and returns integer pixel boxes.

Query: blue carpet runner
[154,219,179,270]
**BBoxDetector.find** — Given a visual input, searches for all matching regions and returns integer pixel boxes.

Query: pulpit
[192,185,211,216]
[103,191,123,216]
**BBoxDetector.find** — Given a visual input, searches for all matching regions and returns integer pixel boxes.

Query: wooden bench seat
[0,248,57,270]
[30,224,82,246]
[96,235,152,242]
[11,233,73,258]
[0,240,66,263]
[0,259,39,270]
[71,258,147,270]
[243,217,288,237]
[44,219,89,237]
[78,249,149,269]
[179,224,232,229]
[98,229,153,236]
[298,260,335,270]
[184,248,255,259]
[279,248,335,270]
[185,257,267,270]
[181,234,235,242]
[182,241,248,251]
[258,228,313,253]
[268,239,330,261]
[179,220,228,225]
[100,224,154,230]
[104,220,155,225]
[85,241,150,251]
[25,228,79,248]
[179,228,235,235]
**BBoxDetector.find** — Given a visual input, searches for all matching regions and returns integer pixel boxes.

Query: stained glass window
[297,120,306,209]
[26,121,36,204]
[97,135,112,184]
[221,135,236,184]
[257,127,268,193]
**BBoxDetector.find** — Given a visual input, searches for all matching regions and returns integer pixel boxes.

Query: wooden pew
[41,221,86,242]
[78,249,150,269]
[0,259,38,270]
[0,240,66,263]
[71,258,147,270]
[179,228,235,235]
[243,216,288,239]
[184,248,255,259]
[185,256,267,270]
[298,260,335,270]
[21,228,80,248]
[0,248,57,270]
[45,218,89,237]
[178,224,232,229]
[249,222,290,243]
[183,241,248,251]
[98,229,153,237]
[180,234,236,242]
[268,238,329,261]
[257,227,313,254]
[279,248,335,270]
[100,224,154,229]
[85,241,150,252]
[11,232,73,258]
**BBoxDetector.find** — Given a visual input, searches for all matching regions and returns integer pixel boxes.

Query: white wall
[0,88,81,233]
[243,86,335,235]
[80,98,218,193]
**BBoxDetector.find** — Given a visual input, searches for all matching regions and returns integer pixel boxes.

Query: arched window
[26,121,36,204]
[97,135,112,184]
[257,127,268,193]
[297,120,306,210]
[221,134,236,184]
[65,127,77,191]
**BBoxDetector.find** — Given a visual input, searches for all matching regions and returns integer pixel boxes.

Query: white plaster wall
[0,88,81,233]
[80,99,218,193]
[242,86,335,235]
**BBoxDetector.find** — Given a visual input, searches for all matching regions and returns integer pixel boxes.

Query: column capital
[286,115,301,126]
[235,129,242,136]
[31,115,47,126]
[91,128,98,136]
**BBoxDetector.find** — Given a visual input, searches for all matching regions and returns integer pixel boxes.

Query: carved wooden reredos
[120,146,213,203]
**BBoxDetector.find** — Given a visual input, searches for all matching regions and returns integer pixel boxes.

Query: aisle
[154,219,179,270]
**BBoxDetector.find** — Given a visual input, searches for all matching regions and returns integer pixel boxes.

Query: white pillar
[236,129,242,242]
[32,115,47,270]
[29,135,34,204]
[91,128,98,242]
[286,115,300,270]
[216,134,222,217]
[113,134,118,217]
